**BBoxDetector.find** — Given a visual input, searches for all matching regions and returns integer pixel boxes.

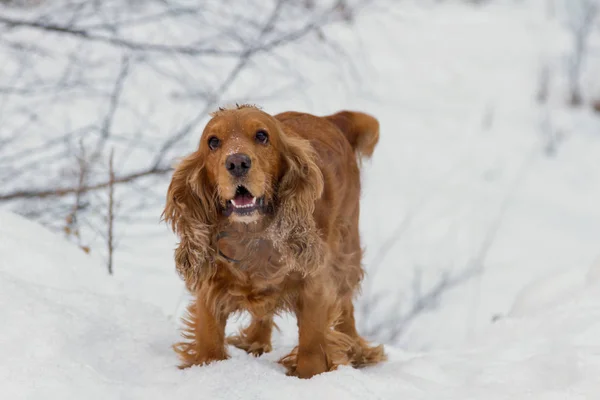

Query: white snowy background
[1,0,600,398]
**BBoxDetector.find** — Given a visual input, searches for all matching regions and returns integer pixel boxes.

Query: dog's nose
[225,153,252,177]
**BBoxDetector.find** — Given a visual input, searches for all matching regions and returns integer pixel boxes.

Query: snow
[1,211,599,398]
[2,0,600,398]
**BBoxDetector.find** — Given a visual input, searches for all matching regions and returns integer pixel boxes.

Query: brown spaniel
[163,105,385,378]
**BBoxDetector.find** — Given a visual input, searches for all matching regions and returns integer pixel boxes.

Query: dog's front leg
[292,281,332,379]
[174,283,229,368]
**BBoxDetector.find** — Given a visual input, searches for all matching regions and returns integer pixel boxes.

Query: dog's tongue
[233,192,254,207]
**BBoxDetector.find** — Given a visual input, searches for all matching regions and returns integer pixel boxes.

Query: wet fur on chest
[212,222,303,317]
[214,220,285,276]
[212,267,302,318]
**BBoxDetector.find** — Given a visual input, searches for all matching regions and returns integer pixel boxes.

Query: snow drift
[1,211,599,399]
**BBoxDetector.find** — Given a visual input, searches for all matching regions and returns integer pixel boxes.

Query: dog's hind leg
[227,315,274,356]
[337,297,386,368]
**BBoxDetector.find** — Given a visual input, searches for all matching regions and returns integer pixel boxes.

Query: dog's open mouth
[225,186,264,215]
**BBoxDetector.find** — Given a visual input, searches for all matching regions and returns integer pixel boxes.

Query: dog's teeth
[230,198,258,209]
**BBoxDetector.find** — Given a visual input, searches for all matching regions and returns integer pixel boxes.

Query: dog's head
[201,105,284,224]
[168,105,323,224]
[163,106,324,284]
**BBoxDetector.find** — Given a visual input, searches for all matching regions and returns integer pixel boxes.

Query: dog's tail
[326,111,380,158]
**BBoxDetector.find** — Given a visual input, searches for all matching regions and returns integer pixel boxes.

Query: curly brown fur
[164,106,385,378]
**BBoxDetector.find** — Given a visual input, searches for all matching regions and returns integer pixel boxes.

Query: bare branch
[363,265,480,343]
[564,0,599,105]
[0,7,335,59]
[93,54,131,161]
[0,15,237,56]
[0,166,171,201]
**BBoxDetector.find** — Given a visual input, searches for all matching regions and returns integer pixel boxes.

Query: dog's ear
[275,126,326,274]
[278,133,324,211]
[162,151,217,290]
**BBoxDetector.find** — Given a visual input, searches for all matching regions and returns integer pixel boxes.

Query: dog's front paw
[227,335,272,357]
[279,347,328,379]
[173,341,228,369]
[295,351,328,379]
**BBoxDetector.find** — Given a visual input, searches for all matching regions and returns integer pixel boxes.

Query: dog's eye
[208,136,221,150]
[255,130,269,144]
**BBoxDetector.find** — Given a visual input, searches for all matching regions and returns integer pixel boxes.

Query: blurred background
[1,0,599,351]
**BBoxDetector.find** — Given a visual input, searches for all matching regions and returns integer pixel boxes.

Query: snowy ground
[1,212,599,398]
[2,0,600,398]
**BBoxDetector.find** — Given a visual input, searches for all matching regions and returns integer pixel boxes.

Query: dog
[163,104,385,378]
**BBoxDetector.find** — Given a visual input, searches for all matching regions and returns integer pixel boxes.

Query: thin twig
[107,149,115,275]
[64,140,89,244]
